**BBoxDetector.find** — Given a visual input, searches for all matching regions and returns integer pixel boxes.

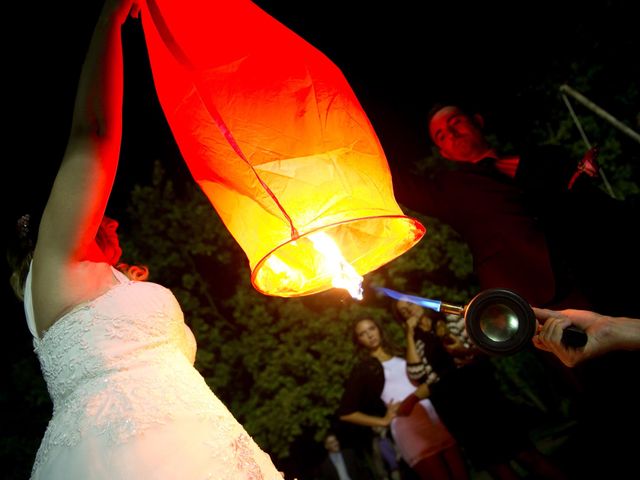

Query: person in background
[371,426,402,480]
[315,432,374,480]
[338,317,469,480]
[6,1,282,478]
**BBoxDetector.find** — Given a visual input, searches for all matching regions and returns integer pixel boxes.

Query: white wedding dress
[24,265,281,479]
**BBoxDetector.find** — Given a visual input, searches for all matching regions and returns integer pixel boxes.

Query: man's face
[324,435,340,453]
[429,106,492,163]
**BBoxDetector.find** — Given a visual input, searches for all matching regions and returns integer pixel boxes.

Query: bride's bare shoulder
[30,260,117,336]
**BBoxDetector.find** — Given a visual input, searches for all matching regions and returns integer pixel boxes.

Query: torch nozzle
[439,302,465,316]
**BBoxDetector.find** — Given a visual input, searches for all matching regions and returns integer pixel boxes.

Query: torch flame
[307,231,363,300]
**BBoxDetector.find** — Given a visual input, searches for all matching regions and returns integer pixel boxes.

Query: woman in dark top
[338,317,468,480]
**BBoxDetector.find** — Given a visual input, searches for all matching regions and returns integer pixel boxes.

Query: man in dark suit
[315,433,374,480]
[393,104,640,317]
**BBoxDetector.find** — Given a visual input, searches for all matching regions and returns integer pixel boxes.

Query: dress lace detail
[26,273,281,479]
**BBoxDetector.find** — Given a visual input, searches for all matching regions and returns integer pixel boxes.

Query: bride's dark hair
[7,214,35,301]
[7,214,149,301]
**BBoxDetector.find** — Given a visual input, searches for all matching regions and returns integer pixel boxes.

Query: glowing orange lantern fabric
[140,0,425,297]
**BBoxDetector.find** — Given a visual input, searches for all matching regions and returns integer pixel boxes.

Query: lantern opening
[252,215,425,297]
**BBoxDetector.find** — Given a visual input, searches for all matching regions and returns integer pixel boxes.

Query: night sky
[2,1,638,477]
[6,2,638,207]
[5,1,638,222]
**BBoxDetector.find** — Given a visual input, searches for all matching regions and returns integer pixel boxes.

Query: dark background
[5,0,638,225]
[2,0,638,477]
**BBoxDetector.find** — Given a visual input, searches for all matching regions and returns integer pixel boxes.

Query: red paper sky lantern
[140,0,425,297]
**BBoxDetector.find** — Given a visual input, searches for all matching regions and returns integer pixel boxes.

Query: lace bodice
[24,267,281,479]
[33,278,197,407]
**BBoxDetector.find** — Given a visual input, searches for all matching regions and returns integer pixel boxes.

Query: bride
[9,1,282,478]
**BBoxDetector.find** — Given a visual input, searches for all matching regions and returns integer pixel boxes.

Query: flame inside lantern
[254,217,421,297]
[260,230,364,300]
